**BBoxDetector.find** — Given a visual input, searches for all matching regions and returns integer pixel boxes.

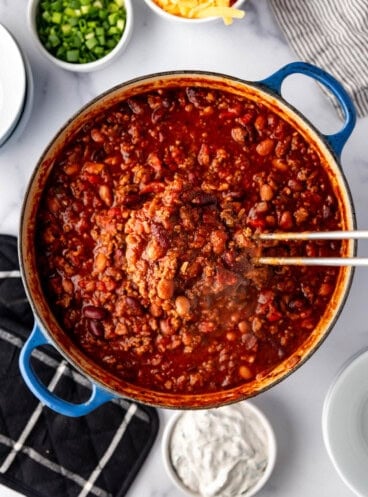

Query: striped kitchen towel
[269,0,368,117]
[0,235,159,497]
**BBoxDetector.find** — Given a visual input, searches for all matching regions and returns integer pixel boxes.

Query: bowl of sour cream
[162,402,277,497]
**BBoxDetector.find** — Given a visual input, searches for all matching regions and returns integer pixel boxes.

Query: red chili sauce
[36,86,343,394]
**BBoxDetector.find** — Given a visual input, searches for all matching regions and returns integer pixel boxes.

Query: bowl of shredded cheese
[143,0,246,25]
[162,402,277,497]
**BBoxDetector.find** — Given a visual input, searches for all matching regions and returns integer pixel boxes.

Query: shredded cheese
[153,0,246,25]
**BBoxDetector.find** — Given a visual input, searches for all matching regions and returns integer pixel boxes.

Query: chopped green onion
[66,49,80,62]
[85,36,97,49]
[81,5,90,14]
[48,33,60,46]
[36,0,127,64]
[61,23,72,34]
[51,11,62,23]
[42,10,51,22]
[51,1,62,10]
[108,12,119,25]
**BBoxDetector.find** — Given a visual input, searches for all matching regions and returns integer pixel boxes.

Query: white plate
[0,24,27,146]
[322,349,368,497]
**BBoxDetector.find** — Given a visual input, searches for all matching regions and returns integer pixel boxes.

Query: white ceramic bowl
[322,348,368,497]
[27,0,133,72]
[143,0,246,24]
[0,24,27,146]
[162,402,276,497]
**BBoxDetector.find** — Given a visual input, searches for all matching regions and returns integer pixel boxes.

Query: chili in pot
[18,64,356,413]
[35,83,345,395]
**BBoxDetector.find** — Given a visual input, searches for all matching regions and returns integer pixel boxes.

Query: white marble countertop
[1,1,368,496]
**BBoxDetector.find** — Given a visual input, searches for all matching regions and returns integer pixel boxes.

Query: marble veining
[1,0,368,496]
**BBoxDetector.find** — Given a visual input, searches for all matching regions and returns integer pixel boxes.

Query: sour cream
[168,403,275,497]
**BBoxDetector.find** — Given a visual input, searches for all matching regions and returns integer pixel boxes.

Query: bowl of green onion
[28,0,133,72]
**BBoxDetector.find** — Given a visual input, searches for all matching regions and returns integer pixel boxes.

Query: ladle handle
[259,61,356,158]
[19,322,115,417]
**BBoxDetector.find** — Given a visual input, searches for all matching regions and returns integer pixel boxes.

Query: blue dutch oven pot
[19,62,356,416]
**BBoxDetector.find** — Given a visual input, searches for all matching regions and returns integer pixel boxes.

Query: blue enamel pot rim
[18,63,357,413]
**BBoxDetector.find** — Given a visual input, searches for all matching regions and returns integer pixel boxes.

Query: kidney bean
[94,253,107,273]
[126,296,144,314]
[255,201,269,213]
[64,164,79,176]
[99,185,113,206]
[279,211,293,229]
[62,278,74,294]
[231,127,245,144]
[91,128,105,143]
[238,320,250,333]
[191,191,217,206]
[272,158,288,171]
[150,303,162,318]
[83,305,106,320]
[241,332,258,350]
[127,97,145,114]
[46,196,61,213]
[239,364,253,380]
[275,137,291,157]
[186,87,209,108]
[254,114,266,133]
[121,193,143,208]
[157,278,174,300]
[160,318,174,336]
[145,239,165,261]
[175,296,191,316]
[251,317,262,333]
[256,138,275,156]
[260,183,274,201]
[88,319,104,338]
[151,223,170,250]
[288,297,308,312]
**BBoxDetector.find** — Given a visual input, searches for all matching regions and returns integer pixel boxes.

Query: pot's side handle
[258,61,356,158]
[19,322,116,417]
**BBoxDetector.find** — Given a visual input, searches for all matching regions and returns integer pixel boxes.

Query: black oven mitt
[0,234,159,497]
